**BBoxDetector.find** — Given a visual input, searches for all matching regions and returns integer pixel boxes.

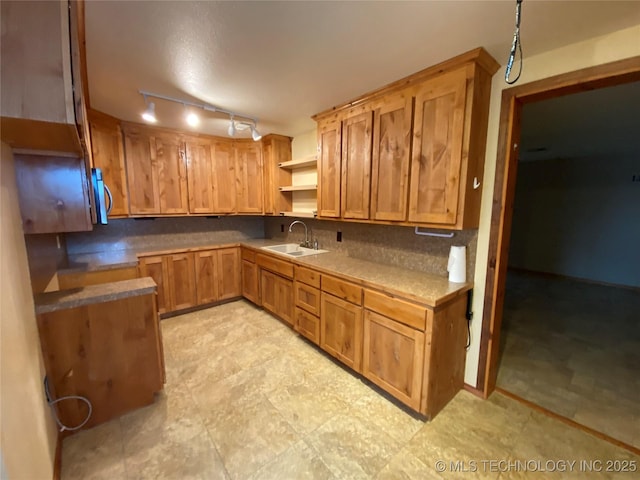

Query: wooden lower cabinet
[36,290,164,429]
[195,250,218,304]
[362,309,425,411]
[217,248,241,300]
[320,292,363,372]
[139,247,241,315]
[138,255,170,314]
[295,307,320,345]
[260,269,293,326]
[241,259,260,305]
[294,281,320,316]
[166,252,197,311]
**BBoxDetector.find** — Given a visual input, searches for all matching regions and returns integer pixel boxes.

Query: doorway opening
[477,56,640,451]
[496,81,640,448]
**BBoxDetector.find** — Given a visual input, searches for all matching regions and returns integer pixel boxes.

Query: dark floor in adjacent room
[497,270,640,448]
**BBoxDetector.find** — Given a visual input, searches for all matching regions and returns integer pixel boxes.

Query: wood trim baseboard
[495,387,640,456]
[507,266,640,291]
[53,433,63,480]
[463,383,485,399]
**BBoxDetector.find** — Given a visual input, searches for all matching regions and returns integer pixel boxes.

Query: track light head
[228,116,236,137]
[185,111,200,127]
[251,124,262,141]
[141,102,157,123]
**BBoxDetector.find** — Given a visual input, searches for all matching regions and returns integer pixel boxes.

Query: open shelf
[279,184,317,192]
[279,156,318,169]
[279,211,317,218]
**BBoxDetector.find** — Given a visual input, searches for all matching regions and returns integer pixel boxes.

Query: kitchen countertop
[63,238,471,308]
[34,277,157,315]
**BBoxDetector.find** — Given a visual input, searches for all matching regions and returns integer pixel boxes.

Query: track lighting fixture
[141,101,157,123]
[228,115,236,136]
[139,90,262,141]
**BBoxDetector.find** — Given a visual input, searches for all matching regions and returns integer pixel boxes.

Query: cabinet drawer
[295,265,320,288]
[364,289,426,330]
[321,275,362,305]
[294,281,320,316]
[256,253,294,279]
[295,307,320,345]
[241,248,256,263]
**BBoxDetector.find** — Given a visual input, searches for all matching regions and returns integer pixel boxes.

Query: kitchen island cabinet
[34,278,165,429]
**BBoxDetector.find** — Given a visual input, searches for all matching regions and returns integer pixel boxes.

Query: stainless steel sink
[261,243,328,258]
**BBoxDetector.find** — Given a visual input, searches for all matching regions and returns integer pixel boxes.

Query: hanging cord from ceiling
[505,0,524,85]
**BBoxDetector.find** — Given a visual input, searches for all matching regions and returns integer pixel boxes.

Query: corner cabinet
[313,48,499,229]
[138,246,241,316]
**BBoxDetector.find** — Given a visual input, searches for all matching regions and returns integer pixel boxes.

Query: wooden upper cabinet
[0,0,82,154]
[235,142,264,213]
[370,95,413,221]
[341,111,373,219]
[123,124,159,214]
[409,68,467,225]
[88,110,129,217]
[152,133,188,214]
[14,154,92,234]
[217,247,241,300]
[211,140,237,214]
[261,134,292,215]
[317,120,342,218]
[185,137,215,214]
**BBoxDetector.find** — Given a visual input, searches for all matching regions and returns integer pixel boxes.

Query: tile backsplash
[66,216,265,255]
[265,217,477,278]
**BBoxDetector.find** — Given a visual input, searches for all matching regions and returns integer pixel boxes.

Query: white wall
[508,154,640,288]
[0,142,58,479]
[470,24,640,386]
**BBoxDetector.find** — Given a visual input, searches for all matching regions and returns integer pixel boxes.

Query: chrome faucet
[289,220,310,248]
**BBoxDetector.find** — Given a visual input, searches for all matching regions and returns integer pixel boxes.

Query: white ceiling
[520,81,640,162]
[85,1,640,139]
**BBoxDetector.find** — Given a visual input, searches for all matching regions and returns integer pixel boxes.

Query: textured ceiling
[85,1,640,139]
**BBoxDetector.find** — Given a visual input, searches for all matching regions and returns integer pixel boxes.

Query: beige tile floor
[62,300,639,479]
[497,270,640,449]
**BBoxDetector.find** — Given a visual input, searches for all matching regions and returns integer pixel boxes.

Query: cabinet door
[212,140,237,213]
[276,276,294,327]
[320,292,363,372]
[236,142,264,213]
[363,309,425,411]
[89,112,129,217]
[152,133,188,214]
[14,155,92,234]
[409,68,467,225]
[217,247,241,300]
[166,252,197,311]
[242,260,260,305]
[186,138,215,214]
[195,250,218,305]
[123,125,160,214]
[260,270,277,315]
[317,120,342,218]
[370,95,413,221]
[138,256,169,315]
[294,282,320,316]
[295,307,320,345]
[341,111,373,219]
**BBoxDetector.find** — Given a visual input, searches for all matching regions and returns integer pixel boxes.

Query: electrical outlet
[281,224,284,232]
[337,231,342,242]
